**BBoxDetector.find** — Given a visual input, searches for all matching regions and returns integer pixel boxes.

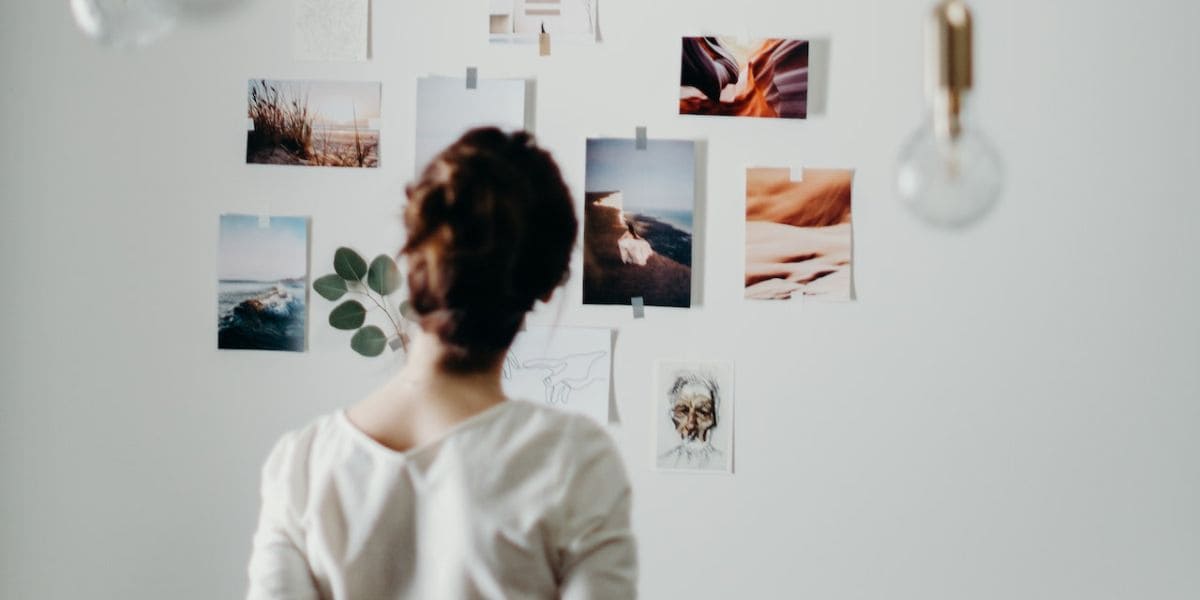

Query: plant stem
[350,284,404,342]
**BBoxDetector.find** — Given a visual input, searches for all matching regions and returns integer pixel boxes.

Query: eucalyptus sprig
[313,247,412,357]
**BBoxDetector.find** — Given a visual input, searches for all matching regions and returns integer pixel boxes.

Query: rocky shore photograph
[217,214,310,352]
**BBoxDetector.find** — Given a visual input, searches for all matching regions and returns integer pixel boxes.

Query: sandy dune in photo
[745,168,853,301]
[247,130,379,168]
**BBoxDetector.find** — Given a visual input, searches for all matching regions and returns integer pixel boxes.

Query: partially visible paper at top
[293,0,369,62]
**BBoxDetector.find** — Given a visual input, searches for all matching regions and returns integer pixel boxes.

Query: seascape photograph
[680,36,809,119]
[217,214,310,352]
[745,167,853,301]
[584,138,695,308]
[246,79,381,168]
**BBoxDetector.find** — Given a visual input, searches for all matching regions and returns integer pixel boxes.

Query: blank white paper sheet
[293,0,369,62]
[414,75,528,172]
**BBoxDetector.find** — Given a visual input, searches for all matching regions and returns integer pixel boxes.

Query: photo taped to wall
[680,36,809,119]
[745,167,853,301]
[246,79,381,168]
[584,137,696,308]
[217,214,311,352]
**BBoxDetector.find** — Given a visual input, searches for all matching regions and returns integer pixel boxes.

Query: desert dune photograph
[745,167,853,301]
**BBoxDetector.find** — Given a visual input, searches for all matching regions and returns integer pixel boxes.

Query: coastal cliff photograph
[680,36,809,119]
[246,79,380,168]
[217,215,310,352]
[584,138,695,308]
[745,167,853,301]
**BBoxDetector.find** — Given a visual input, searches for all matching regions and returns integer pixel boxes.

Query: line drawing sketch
[508,351,606,406]
[502,327,612,423]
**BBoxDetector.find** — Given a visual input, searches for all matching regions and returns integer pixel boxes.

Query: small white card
[655,360,735,473]
[293,0,369,62]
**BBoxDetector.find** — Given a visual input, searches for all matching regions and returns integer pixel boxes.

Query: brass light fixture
[897,0,1003,229]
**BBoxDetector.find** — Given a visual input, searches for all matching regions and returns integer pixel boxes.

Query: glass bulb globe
[70,0,180,48]
[897,115,1003,229]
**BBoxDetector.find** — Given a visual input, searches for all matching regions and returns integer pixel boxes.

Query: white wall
[2,0,1198,598]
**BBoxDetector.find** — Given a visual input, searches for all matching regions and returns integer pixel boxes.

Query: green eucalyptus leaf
[351,326,387,357]
[398,300,418,321]
[329,300,367,330]
[367,255,401,296]
[313,274,348,301]
[333,247,368,281]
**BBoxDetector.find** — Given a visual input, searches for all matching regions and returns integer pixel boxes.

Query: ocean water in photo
[628,211,693,268]
[217,279,307,352]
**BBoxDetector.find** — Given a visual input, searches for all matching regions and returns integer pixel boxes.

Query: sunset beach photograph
[246,79,380,168]
[745,167,853,301]
[584,138,695,308]
[680,36,809,119]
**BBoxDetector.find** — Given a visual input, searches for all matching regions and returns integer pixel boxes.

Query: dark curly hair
[402,128,577,372]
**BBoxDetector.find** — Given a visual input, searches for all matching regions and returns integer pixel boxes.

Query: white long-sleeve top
[246,400,637,599]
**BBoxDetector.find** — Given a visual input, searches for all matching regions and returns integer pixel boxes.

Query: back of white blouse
[246,400,637,599]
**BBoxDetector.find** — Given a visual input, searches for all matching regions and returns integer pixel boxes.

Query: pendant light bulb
[897,0,1003,229]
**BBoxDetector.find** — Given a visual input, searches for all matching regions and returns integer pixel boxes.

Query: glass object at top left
[70,0,181,48]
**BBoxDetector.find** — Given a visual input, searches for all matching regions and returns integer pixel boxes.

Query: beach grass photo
[680,36,809,119]
[584,138,695,308]
[745,168,853,301]
[218,215,310,352]
[246,79,380,168]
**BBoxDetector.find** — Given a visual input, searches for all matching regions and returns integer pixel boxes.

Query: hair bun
[402,128,577,372]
